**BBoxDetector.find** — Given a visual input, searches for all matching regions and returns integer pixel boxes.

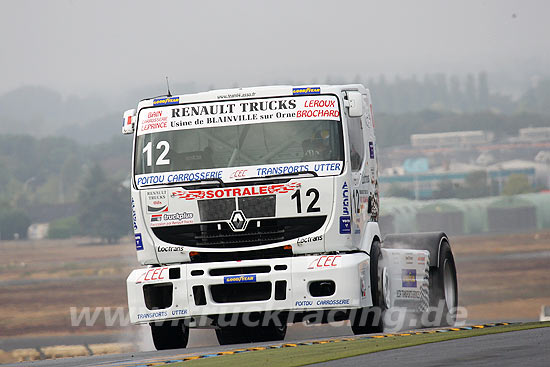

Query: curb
[0,323,518,365]
[106,322,515,366]
[2,342,136,363]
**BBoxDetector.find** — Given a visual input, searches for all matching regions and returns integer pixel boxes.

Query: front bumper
[127,253,372,324]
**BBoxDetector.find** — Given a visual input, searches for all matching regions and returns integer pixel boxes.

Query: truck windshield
[133,95,343,186]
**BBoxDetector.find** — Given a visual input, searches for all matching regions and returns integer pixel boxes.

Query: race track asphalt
[310,327,550,367]
[5,325,549,367]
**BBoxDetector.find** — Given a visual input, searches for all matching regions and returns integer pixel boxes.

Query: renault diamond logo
[229,210,247,232]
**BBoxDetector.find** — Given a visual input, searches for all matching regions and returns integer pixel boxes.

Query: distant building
[410,130,493,148]
[518,127,550,142]
[380,160,538,199]
[28,223,49,240]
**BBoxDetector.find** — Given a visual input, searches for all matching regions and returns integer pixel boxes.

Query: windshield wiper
[236,170,318,181]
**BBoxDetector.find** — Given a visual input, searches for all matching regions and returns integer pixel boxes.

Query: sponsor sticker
[153,96,179,106]
[402,269,417,288]
[171,182,301,200]
[137,95,340,137]
[157,246,183,253]
[315,299,350,306]
[135,267,168,283]
[163,212,193,221]
[131,197,138,230]
[137,311,168,320]
[339,216,351,234]
[134,233,144,251]
[340,182,351,234]
[135,162,343,188]
[224,275,257,284]
[292,87,321,95]
[296,299,350,306]
[397,289,421,299]
[369,141,375,159]
[307,255,341,269]
[297,235,323,247]
[171,309,188,316]
[146,189,169,213]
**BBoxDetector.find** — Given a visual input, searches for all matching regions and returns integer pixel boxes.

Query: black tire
[215,325,250,345]
[351,241,386,335]
[150,320,189,350]
[216,317,287,345]
[251,321,287,342]
[428,241,458,326]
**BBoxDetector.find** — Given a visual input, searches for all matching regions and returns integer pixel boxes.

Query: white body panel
[127,249,430,324]
[379,249,430,312]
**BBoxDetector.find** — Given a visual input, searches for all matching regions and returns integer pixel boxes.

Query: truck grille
[152,216,326,248]
[198,198,236,222]
[190,246,292,263]
[210,282,272,303]
[238,195,276,218]
[198,196,276,221]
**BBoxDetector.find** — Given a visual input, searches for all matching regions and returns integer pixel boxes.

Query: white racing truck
[122,85,458,350]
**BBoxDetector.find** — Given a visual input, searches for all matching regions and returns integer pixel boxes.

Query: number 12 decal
[143,141,171,166]
[291,188,321,213]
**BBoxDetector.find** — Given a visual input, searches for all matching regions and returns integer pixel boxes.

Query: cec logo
[229,169,248,179]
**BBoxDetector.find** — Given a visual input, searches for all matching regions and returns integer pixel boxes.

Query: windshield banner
[137,95,340,136]
[135,161,343,188]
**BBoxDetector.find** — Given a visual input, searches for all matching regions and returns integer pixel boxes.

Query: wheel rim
[443,259,456,310]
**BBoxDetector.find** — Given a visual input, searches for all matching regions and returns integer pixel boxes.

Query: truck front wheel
[215,325,250,345]
[216,323,287,345]
[252,322,287,342]
[351,240,386,334]
[150,320,189,350]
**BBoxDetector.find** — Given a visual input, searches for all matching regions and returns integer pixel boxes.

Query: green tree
[385,183,414,199]
[78,164,131,243]
[518,79,550,115]
[433,179,457,199]
[48,216,81,239]
[0,207,31,240]
[502,174,533,196]
[458,171,490,198]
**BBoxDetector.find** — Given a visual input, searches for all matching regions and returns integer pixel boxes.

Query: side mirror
[122,109,136,135]
[346,91,363,117]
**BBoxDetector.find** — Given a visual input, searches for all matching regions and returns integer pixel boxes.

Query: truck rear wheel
[150,320,189,350]
[428,241,458,326]
[351,241,386,334]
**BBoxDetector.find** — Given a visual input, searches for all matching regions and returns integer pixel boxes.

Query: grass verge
[167,322,550,367]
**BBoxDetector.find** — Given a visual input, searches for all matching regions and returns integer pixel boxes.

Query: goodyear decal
[153,96,180,106]
[293,87,321,95]
[224,275,256,284]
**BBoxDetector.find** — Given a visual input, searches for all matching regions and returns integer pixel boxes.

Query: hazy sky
[1,0,549,97]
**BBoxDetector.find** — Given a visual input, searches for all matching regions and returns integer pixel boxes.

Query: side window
[347,116,364,171]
